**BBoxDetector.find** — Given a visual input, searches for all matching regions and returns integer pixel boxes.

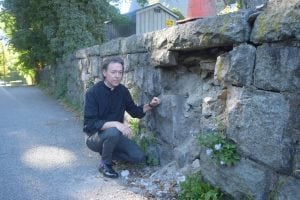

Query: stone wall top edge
[250,2,300,44]
[74,45,101,59]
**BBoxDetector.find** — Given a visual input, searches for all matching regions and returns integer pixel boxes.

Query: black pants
[86,128,145,165]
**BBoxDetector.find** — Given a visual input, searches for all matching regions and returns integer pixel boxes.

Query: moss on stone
[255,14,268,40]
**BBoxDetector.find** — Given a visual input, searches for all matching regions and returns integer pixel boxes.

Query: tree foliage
[0,0,122,77]
[171,8,184,20]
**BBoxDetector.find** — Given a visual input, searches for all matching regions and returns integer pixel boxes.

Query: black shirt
[83,81,145,135]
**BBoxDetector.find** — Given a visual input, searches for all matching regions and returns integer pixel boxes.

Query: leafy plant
[85,77,96,90]
[128,118,159,166]
[179,173,223,200]
[198,132,240,166]
[129,118,140,137]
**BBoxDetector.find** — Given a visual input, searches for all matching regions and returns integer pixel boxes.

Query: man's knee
[102,128,121,140]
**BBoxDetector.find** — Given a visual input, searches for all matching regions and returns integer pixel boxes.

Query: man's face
[103,62,123,88]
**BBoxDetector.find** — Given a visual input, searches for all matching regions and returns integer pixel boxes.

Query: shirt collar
[101,81,118,92]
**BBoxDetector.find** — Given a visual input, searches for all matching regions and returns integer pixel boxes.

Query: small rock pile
[116,161,192,199]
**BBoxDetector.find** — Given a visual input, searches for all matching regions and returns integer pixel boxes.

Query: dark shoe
[98,163,119,178]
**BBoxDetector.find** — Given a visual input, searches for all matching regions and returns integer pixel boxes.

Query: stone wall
[40,2,300,199]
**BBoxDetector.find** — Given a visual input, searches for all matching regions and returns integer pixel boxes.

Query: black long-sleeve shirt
[83,81,145,136]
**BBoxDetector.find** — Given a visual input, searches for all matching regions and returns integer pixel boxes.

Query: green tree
[172,8,184,20]
[0,42,8,81]
[0,0,122,82]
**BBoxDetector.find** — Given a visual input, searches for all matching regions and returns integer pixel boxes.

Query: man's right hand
[115,122,132,136]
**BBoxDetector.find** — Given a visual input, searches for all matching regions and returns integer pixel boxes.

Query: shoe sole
[98,167,119,178]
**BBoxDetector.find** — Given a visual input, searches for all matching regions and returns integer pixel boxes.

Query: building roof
[136,3,179,19]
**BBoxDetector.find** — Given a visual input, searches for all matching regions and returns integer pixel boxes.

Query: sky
[118,0,140,14]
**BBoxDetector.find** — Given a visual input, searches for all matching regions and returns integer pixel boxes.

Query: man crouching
[83,57,160,178]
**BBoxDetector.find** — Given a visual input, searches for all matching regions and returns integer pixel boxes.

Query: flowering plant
[198,133,240,166]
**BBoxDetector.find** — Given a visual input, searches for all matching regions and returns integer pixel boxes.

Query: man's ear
[102,70,106,78]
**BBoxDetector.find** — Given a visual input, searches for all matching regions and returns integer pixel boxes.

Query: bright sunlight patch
[22,146,77,170]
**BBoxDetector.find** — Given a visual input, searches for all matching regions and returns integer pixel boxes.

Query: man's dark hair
[102,57,124,71]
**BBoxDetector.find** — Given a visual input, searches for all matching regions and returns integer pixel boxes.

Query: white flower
[206,149,213,156]
[214,143,222,151]
[220,161,225,165]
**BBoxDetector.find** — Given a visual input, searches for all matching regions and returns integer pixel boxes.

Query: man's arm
[83,91,107,135]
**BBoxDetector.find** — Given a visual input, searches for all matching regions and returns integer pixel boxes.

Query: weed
[198,132,240,166]
[268,177,288,200]
[128,118,159,166]
[179,173,223,200]
[85,77,95,89]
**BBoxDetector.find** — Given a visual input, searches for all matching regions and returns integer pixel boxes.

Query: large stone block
[99,38,122,57]
[141,67,162,97]
[227,87,294,173]
[75,45,100,58]
[214,44,256,87]
[150,50,178,67]
[152,92,203,166]
[251,2,300,43]
[79,58,90,73]
[155,94,187,146]
[168,10,251,51]
[174,136,201,168]
[284,93,300,178]
[123,53,150,73]
[85,45,101,56]
[120,34,151,54]
[151,28,175,50]
[254,43,300,92]
[88,56,100,77]
[200,151,277,200]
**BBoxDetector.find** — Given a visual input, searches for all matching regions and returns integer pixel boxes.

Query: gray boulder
[121,34,151,54]
[214,43,256,87]
[99,38,121,57]
[150,50,178,67]
[254,43,300,92]
[154,94,187,147]
[174,136,201,168]
[164,11,252,51]
[89,56,100,77]
[251,2,300,43]
[200,150,277,200]
[226,87,294,173]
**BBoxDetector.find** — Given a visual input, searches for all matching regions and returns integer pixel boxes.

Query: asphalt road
[0,86,144,200]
